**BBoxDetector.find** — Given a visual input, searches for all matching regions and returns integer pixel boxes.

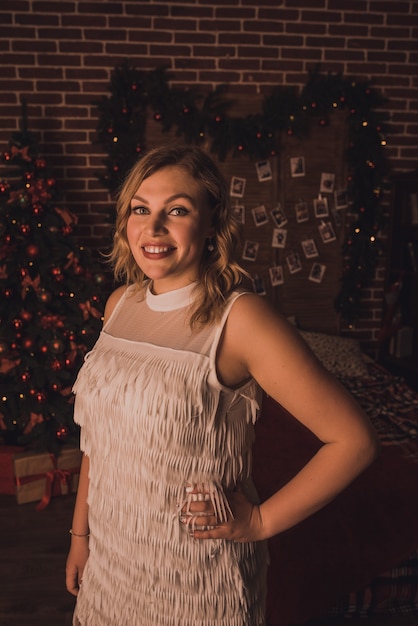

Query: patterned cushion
[299,330,368,378]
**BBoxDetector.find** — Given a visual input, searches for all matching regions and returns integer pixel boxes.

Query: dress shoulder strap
[207,290,251,364]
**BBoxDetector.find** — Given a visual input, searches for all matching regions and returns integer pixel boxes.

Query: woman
[66,145,378,625]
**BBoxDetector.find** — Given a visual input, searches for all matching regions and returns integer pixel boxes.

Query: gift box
[13,446,82,509]
[0,445,26,495]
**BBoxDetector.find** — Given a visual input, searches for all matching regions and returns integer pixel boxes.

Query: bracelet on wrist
[69,529,90,537]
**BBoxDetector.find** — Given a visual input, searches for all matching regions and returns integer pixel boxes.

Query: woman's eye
[131,205,148,215]
[170,206,188,216]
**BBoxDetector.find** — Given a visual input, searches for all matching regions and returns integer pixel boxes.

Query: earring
[207,239,215,252]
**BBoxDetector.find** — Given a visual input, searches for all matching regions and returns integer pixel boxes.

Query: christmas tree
[0,107,108,452]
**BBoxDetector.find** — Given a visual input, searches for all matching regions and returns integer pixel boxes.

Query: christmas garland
[95,63,390,323]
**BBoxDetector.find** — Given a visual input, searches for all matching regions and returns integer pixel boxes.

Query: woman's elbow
[359,427,381,469]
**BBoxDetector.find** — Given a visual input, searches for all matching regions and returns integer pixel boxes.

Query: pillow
[298,330,369,378]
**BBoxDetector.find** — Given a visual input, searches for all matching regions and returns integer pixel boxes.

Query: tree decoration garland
[95,62,390,324]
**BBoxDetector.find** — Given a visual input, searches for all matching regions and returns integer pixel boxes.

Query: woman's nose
[146,213,167,235]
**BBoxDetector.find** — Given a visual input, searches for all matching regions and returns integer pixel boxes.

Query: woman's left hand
[180,486,265,543]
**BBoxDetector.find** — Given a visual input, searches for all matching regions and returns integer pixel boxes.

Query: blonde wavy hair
[109,144,249,327]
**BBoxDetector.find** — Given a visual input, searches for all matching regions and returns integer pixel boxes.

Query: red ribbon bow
[15,453,80,511]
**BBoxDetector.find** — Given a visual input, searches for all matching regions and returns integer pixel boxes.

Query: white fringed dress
[72,282,268,626]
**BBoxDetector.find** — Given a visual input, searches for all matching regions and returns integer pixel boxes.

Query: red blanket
[252,392,418,625]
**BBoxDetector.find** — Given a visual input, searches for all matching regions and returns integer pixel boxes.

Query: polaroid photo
[253,275,267,296]
[309,262,326,283]
[320,172,335,194]
[290,156,305,178]
[270,206,287,228]
[295,201,309,223]
[269,265,284,286]
[318,221,337,243]
[272,228,287,249]
[313,196,329,218]
[230,176,246,198]
[301,238,319,259]
[286,251,302,275]
[242,240,259,261]
[252,204,269,227]
[255,159,273,182]
[334,189,349,210]
[232,204,245,224]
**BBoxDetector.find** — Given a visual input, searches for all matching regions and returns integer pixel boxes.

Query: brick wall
[1,0,417,349]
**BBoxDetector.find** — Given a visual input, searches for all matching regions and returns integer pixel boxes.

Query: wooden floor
[0,493,417,626]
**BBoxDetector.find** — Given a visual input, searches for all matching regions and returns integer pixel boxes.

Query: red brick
[216,7,255,19]
[1,26,36,39]
[76,2,123,14]
[32,1,75,11]
[301,10,341,22]
[175,32,215,44]
[218,33,261,45]
[16,13,59,26]
[263,34,303,46]
[193,45,235,58]
[12,40,57,52]
[282,47,322,61]
[171,6,213,18]
[154,18,198,31]
[125,4,170,16]
[306,36,345,48]
[287,23,326,35]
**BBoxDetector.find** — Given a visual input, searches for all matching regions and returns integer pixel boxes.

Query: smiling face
[126,166,214,294]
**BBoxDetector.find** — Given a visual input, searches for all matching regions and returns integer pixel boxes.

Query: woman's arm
[192,294,379,542]
[65,453,90,596]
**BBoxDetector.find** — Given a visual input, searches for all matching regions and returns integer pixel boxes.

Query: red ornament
[49,338,64,353]
[36,391,47,403]
[22,338,34,350]
[20,224,31,235]
[51,266,63,278]
[39,290,52,303]
[51,358,62,371]
[0,341,9,355]
[21,371,31,383]
[21,310,33,322]
[56,425,69,440]
[26,244,40,258]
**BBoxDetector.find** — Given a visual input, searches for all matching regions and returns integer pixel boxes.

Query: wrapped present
[0,445,26,495]
[13,446,82,510]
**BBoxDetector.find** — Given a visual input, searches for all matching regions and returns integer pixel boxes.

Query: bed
[251,330,418,625]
